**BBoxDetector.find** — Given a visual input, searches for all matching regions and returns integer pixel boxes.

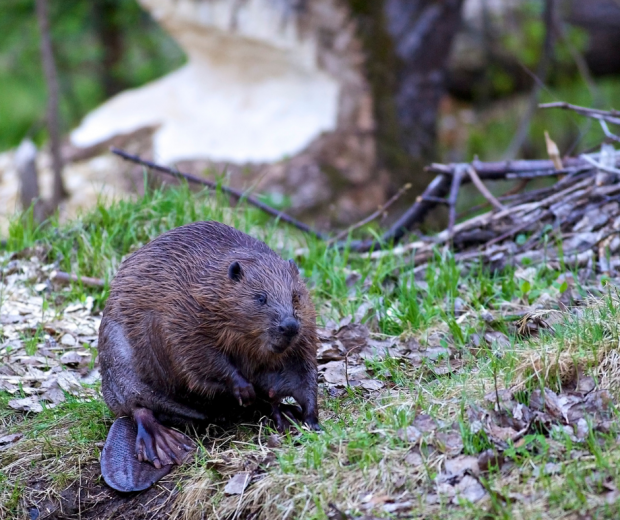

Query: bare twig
[580,154,620,176]
[51,270,105,288]
[421,195,450,205]
[36,0,67,207]
[539,102,620,125]
[600,121,620,143]
[344,345,365,388]
[448,166,465,239]
[376,175,451,244]
[328,184,411,244]
[427,157,594,179]
[466,166,506,211]
[111,148,328,241]
[346,174,452,252]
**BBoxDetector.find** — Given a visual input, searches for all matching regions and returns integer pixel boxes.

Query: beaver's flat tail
[101,417,194,492]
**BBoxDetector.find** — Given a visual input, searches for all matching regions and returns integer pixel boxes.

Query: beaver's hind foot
[134,408,195,468]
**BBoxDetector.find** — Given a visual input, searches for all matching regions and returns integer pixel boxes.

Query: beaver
[98,221,319,489]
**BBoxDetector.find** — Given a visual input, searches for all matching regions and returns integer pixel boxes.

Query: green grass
[2,184,620,518]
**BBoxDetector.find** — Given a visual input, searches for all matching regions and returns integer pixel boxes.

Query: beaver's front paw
[269,402,321,433]
[229,372,256,407]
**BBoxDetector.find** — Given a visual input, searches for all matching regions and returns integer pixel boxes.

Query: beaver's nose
[278,317,300,338]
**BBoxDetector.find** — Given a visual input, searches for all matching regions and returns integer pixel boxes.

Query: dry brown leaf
[359,379,384,391]
[397,426,422,443]
[435,430,464,456]
[444,455,479,476]
[483,331,511,350]
[404,451,423,466]
[477,449,504,472]
[436,473,487,504]
[336,323,369,351]
[413,414,438,433]
[8,396,43,413]
[0,433,23,451]
[224,472,251,495]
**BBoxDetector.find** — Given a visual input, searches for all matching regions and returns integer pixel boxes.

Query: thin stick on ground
[111,148,328,241]
[51,270,105,288]
[346,174,453,253]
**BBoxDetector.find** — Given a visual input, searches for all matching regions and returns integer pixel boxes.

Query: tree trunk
[351,0,464,203]
[70,0,464,229]
[93,0,126,98]
[15,139,47,223]
[36,0,67,207]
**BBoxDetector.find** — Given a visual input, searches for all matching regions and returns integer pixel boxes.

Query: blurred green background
[0,0,619,162]
[0,0,184,152]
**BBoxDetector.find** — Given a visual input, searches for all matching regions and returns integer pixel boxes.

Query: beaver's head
[208,252,316,357]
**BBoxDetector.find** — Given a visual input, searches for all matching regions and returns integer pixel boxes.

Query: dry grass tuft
[513,295,620,394]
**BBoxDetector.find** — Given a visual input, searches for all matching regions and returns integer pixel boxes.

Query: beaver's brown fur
[99,221,319,468]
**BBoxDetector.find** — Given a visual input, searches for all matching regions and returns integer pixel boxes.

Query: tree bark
[350,0,464,199]
[93,0,126,98]
[69,0,465,229]
[36,0,67,207]
[385,0,464,165]
[15,139,47,223]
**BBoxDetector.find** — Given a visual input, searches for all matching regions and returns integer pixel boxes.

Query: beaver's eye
[255,293,267,305]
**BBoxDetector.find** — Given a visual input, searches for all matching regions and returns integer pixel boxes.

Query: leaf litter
[4,251,620,518]
[1,254,100,412]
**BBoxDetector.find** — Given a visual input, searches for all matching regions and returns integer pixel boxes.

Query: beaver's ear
[288,259,299,274]
[228,261,243,282]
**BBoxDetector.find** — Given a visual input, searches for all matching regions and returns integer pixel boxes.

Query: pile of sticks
[112,103,620,273]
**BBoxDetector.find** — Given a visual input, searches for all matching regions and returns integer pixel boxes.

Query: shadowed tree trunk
[350,0,464,201]
[36,0,67,207]
[385,0,464,167]
[15,139,48,223]
[69,0,464,228]
[93,0,126,98]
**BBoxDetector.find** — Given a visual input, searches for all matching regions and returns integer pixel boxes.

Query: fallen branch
[111,127,619,255]
[466,166,506,212]
[448,166,465,239]
[111,148,329,241]
[539,102,620,125]
[51,270,105,288]
[372,174,452,248]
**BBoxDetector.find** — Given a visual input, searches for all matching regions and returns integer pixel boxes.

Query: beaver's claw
[134,408,195,468]
[229,372,256,407]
